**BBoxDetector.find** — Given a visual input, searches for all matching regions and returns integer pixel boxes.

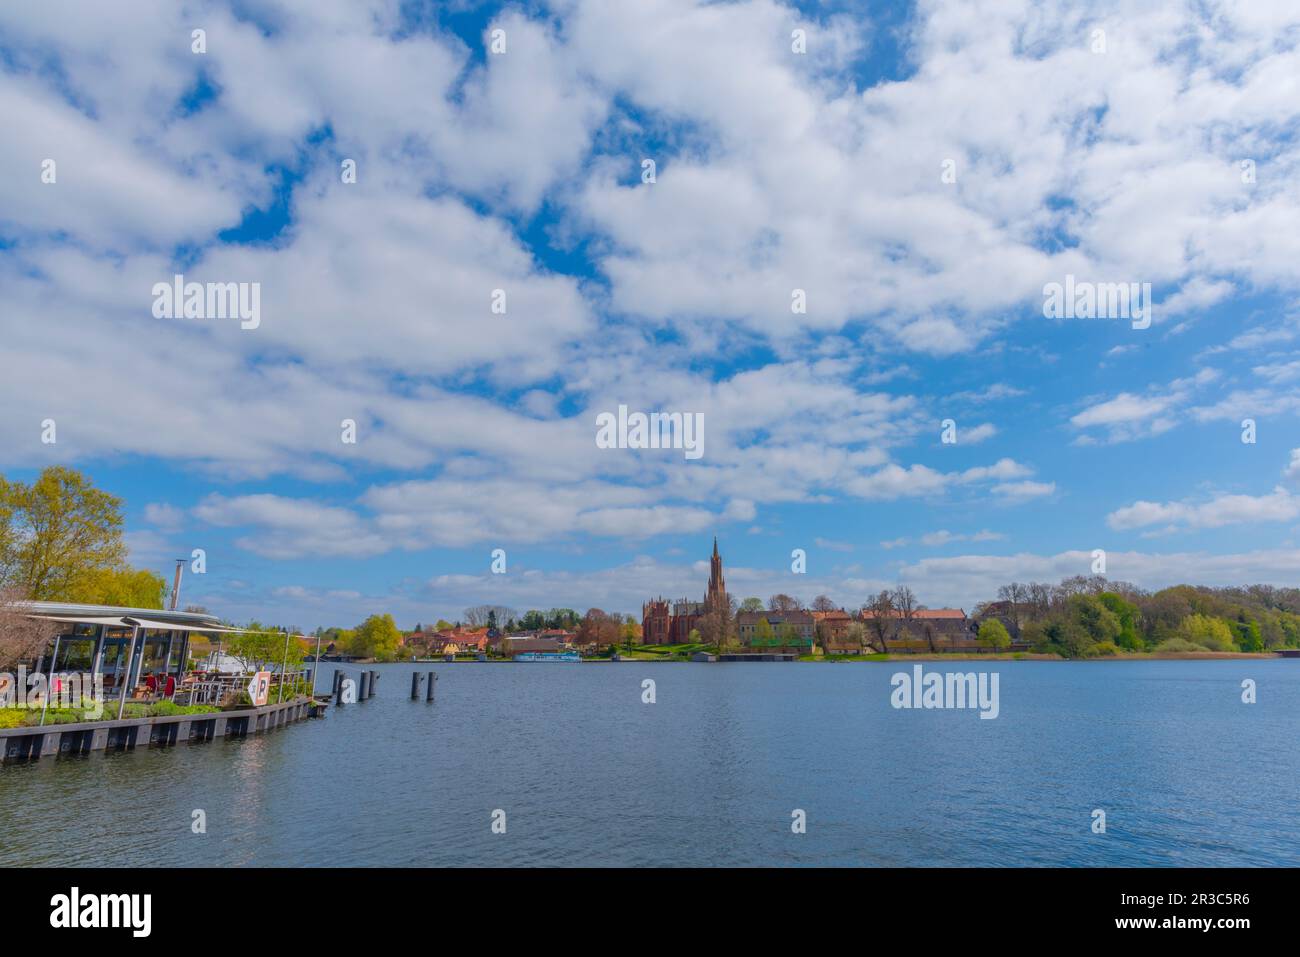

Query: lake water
[1,660,1297,867]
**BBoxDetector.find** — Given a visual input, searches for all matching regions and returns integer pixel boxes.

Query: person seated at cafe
[163,674,176,698]
[145,673,158,695]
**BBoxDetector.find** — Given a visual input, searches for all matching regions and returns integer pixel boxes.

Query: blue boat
[514,651,581,662]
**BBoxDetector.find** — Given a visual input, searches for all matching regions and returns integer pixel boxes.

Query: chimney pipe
[170,559,185,611]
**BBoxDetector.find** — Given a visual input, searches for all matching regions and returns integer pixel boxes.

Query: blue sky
[2,0,1300,630]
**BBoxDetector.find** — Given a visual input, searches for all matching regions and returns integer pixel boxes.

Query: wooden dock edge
[0,696,327,763]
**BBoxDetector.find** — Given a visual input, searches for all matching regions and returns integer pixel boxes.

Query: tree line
[980,576,1300,657]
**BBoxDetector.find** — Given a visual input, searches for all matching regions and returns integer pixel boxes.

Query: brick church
[641,538,729,645]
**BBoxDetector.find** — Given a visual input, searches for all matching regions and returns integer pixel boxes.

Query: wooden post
[411,671,422,699]
[369,670,378,698]
[426,671,437,701]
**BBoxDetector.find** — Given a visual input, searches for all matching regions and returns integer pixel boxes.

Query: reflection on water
[1,660,1298,867]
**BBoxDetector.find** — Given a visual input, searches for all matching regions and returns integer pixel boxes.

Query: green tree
[753,616,775,645]
[229,622,299,672]
[977,618,1011,651]
[1098,592,1141,650]
[75,566,167,608]
[0,467,128,599]
[1067,594,1121,649]
[351,613,404,661]
[1178,613,1236,651]
[739,597,764,613]
[1233,616,1263,652]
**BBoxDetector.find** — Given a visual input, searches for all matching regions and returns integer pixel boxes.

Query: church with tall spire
[641,538,729,645]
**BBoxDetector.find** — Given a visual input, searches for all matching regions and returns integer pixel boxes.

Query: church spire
[707,537,726,611]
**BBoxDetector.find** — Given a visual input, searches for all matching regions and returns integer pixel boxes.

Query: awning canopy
[30,614,243,634]
[122,617,244,634]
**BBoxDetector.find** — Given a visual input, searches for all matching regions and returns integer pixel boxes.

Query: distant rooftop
[860,608,966,620]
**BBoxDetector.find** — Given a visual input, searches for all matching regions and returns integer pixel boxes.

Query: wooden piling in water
[426,671,437,701]
[411,671,423,699]
[369,670,378,698]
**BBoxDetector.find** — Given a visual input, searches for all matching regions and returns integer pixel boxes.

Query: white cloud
[1071,369,1219,443]
[1108,449,1300,531]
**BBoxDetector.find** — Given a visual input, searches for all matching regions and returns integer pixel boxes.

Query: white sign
[247,671,271,707]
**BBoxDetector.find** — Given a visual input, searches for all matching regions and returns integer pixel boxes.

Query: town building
[857,608,975,649]
[405,628,491,656]
[810,609,853,644]
[736,609,816,653]
[499,635,566,656]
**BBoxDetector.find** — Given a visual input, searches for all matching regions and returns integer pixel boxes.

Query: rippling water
[1,660,1297,867]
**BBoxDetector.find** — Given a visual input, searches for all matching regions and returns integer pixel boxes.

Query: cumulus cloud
[1108,449,1300,531]
[1071,369,1219,443]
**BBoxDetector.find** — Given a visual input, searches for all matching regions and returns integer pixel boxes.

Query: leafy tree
[977,618,1011,651]
[1098,592,1142,650]
[1177,613,1236,652]
[1043,617,1092,658]
[778,622,801,646]
[753,616,775,644]
[0,467,128,600]
[1068,594,1122,647]
[738,597,764,613]
[1233,616,1263,652]
[75,566,167,608]
[350,614,404,661]
[229,622,298,672]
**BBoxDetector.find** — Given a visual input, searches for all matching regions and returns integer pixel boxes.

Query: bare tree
[697,596,736,653]
[996,582,1028,630]
[921,620,938,654]
[768,593,804,612]
[892,585,918,640]
[810,594,838,612]
[0,587,57,671]
[577,608,622,648]
[1026,582,1054,617]
[845,621,868,655]
[464,605,517,628]
[863,590,896,653]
